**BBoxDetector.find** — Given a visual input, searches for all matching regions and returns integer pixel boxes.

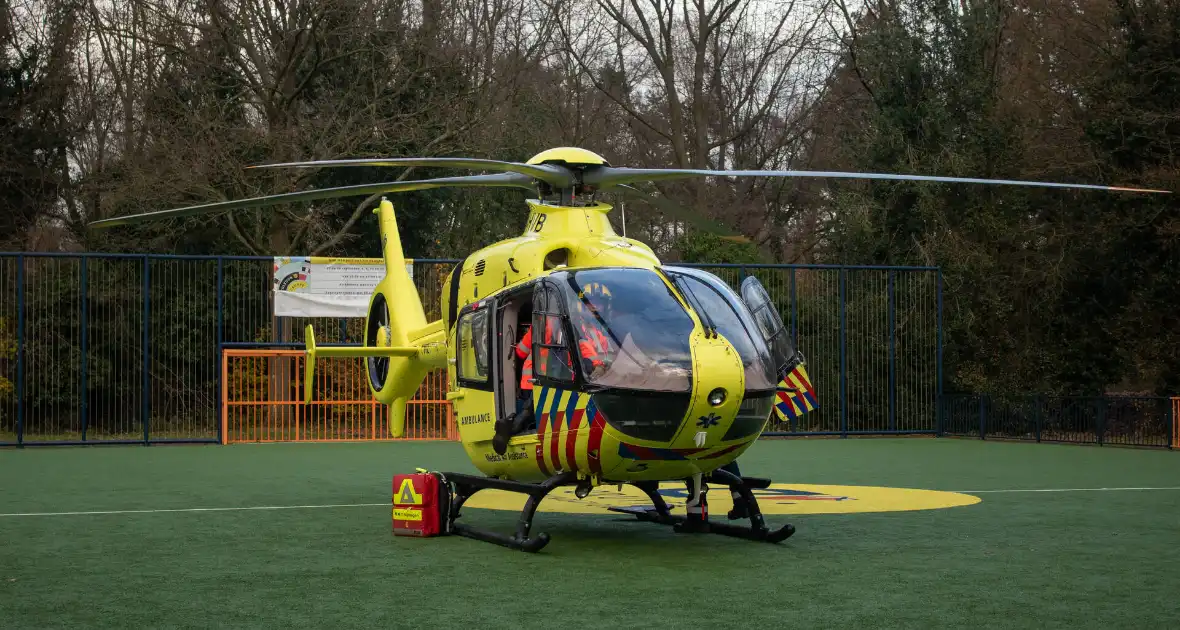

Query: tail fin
[301,198,447,437]
[374,197,428,341]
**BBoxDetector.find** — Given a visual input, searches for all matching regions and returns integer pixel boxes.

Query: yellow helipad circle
[462,483,980,515]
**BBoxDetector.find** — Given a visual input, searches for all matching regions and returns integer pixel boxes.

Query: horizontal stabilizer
[313,346,419,358]
[303,325,419,402]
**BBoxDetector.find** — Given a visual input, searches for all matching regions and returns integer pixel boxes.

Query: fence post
[15,254,25,448]
[1034,394,1042,442]
[216,258,224,445]
[220,349,228,445]
[839,267,847,438]
[888,270,896,432]
[80,256,89,442]
[978,394,986,440]
[1095,397,1105,446]
[142,256,150,445]
[789,268,797,348]
[1169,397,1176,450]
[936,268,944,436]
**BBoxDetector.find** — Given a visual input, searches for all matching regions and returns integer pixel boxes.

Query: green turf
[2,438,1179,628]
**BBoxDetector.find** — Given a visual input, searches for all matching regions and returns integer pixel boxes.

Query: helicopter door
[452,299,498,441]
[739,276,799,379]
[495,285,535,420]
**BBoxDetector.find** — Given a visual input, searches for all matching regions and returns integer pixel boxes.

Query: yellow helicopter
[90,147,1168,552]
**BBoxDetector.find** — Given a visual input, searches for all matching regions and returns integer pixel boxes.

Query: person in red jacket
[515,324,536,397]
[575,282,614,377]
[493,316,573,454]
[493,324,537,454]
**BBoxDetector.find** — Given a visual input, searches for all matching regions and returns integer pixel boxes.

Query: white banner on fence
[272,257,413,318]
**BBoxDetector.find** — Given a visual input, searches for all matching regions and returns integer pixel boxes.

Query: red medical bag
[392,472,449,537]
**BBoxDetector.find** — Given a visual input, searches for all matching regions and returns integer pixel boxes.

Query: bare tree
[67,0,560,255]
[1,0,83,250]
[550,0,837,256]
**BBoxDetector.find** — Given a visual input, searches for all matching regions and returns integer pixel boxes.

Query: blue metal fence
[701,264,942,436]
[940,393,1174,449]
[0,253,943,446]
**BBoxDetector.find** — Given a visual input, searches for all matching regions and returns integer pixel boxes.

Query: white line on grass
[952,487,1180,494]
[4,487,1180,518]
[0,503,387,518]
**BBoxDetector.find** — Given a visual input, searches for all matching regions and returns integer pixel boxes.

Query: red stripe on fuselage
[698,444,742,459]
[565,409,585,472]
[587,410,605,475]
[536,412,551,477]
[550,411,564,472]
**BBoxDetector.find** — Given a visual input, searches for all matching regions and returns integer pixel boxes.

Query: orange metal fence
[220,349,456,444]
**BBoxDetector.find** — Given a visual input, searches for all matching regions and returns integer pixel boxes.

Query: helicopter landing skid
[442,471,577,553]
[607,470,796,544]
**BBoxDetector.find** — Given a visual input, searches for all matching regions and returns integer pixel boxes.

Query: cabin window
[457,306,490,384]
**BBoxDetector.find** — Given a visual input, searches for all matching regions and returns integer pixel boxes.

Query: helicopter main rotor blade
[87,172,537,229]
[585,167,1172,194]
[248,157,577,188]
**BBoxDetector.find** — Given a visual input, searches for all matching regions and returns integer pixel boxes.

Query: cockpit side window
[664,270,778,391]
[531,281,576,384]
[740,276,799,378]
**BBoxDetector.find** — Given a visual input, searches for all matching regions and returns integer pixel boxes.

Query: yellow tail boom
[301,198,448,438]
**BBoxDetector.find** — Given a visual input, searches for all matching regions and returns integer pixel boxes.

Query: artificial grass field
[2,437,1178,628]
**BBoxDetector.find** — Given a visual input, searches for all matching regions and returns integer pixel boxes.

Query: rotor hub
[526,147,610,167]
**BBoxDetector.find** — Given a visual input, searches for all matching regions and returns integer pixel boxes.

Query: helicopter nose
[674,330,746,451]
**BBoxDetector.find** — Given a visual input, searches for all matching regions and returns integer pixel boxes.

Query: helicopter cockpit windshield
[550,268,695,392]
[660,267,778,392]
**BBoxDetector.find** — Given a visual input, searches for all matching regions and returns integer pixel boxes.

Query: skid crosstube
[607,469,796,544]
[441,470,577,553]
